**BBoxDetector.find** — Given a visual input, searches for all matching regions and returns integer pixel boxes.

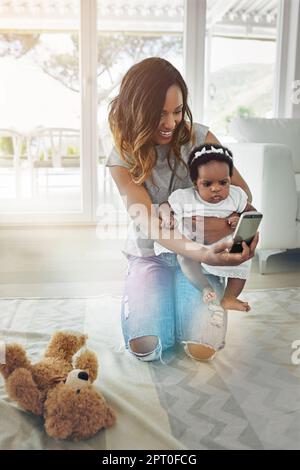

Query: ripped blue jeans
[121,252,228,362]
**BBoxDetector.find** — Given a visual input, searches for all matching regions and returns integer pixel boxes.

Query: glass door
[0,0,91,223]
[96,0,185,230]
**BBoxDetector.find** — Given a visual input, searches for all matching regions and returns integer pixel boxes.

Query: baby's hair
[188,143,233,183]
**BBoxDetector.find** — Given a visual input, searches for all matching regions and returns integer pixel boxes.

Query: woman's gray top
[105,122,209,257]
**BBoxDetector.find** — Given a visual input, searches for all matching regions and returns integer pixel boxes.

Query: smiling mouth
[159,130,173,138]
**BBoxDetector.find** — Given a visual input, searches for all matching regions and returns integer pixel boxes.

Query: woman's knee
[185,342,216,361]
[129,335,159,355]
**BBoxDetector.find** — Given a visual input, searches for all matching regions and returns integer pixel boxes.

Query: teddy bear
[0,331,116,441]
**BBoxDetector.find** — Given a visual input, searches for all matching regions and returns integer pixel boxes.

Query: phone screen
[234,215,262,243]
[230,212,262,253]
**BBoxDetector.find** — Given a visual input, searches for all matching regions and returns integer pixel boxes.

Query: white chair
[0,128,24,198]
[229,117,300,273]
[27,127,80,196]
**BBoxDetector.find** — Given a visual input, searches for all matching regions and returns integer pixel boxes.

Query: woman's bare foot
[203,287,217,304]
[221,295,251,312]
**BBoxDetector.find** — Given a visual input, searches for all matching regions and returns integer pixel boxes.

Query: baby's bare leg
[177,255,216,303]
[221,278,250,311]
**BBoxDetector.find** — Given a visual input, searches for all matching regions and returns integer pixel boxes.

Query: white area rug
[0,288,299,450]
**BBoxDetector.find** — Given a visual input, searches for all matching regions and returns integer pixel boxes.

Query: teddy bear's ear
[0,344,31,379]
[75,350,98,382]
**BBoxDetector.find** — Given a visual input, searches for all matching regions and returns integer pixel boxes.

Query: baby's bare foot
[221,296,251,312]
[202,287,217,304]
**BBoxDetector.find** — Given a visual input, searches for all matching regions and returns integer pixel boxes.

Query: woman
[106,57,258,362]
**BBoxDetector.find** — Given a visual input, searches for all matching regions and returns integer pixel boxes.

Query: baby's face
[195,161,230,203]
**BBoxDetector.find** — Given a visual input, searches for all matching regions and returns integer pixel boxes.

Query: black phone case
[230,243,243,253]
[230,236,254,253]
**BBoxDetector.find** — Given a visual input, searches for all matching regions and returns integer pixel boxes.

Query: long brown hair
[108,57,193,185]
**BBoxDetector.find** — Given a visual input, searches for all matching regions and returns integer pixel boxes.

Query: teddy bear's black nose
[78,371,89,381]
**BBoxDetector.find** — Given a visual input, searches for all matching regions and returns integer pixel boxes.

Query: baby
[155,144,256,312]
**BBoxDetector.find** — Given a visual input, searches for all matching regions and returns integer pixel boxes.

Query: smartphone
[230,211,263,253]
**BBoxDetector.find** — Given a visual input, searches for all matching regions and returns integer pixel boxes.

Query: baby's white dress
[154,185,251,279]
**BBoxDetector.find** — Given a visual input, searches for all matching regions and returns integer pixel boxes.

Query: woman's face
[153,84,183,145]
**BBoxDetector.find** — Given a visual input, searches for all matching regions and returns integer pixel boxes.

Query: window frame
[0,0,98,225]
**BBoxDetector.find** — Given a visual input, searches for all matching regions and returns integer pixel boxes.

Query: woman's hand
[158,203,177,230]
[201,232,259,266]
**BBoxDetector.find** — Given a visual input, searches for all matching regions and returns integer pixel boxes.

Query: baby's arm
[177,254,216,303]
[227,202,257,229]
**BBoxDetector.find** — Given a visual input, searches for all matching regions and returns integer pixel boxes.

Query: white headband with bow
[191,146,232,165]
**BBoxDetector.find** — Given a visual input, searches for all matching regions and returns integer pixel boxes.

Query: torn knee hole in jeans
[183,341,217,361]
[128,337,165,364]
[129,335,159,355]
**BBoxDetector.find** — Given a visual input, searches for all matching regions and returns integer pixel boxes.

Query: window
[204,0,279,139]
[0,0,283,224]
[96,0,184,226]
[0,1,82,217]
